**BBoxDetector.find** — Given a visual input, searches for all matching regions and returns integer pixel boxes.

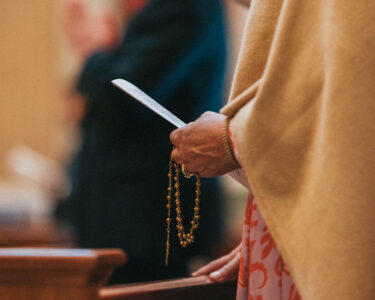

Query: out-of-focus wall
[0,0,128,179]
[0,1,60,177]
[225,0,249,80]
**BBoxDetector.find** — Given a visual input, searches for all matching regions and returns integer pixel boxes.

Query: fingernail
[209,271,222,281]
[191,272,197,277]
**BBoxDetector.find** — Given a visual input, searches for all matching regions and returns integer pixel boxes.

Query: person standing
[57,0,227,284]
[171,0,375,299]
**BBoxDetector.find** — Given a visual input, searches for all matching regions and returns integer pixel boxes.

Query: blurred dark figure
[56,0,227,284]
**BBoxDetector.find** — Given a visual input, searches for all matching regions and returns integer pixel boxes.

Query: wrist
[222,117,241,169]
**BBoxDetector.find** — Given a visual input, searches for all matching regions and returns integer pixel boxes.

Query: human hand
[61,0,118,61]
[192,243,241,282]
[170,111,238,178]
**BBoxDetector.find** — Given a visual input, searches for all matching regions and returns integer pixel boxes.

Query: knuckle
[170,130,178,143]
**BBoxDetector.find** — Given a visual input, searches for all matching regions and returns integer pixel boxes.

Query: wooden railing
[0,248,237,300]
[0,248,126,300]
[100,276,236,300]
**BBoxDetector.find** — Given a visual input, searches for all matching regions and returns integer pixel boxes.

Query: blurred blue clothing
[61,0,227,284]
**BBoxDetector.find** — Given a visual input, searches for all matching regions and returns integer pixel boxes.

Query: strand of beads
[165,159,173,266]
[173,162,201,247]
[165,157,201,266]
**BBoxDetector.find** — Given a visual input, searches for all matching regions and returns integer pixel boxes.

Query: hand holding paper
[170,111,238,176]
[112,79,249,188]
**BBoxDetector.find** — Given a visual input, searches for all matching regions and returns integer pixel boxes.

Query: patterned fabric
[236,196,301,300]
[229,122,300,300]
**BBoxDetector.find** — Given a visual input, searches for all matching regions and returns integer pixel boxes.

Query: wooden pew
[0,248,126,300]
[0,248,237,300]
[100,276,237,300]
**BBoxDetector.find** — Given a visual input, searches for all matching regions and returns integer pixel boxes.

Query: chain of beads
[165,157,201,266]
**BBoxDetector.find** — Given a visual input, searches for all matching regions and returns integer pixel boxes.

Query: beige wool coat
[221,0,375,299]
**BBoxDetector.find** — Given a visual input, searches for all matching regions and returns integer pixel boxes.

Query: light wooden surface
[0,248,236,300]
[100,276,237,300]
[0,248,126,300]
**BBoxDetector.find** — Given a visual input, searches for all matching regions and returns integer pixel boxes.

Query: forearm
[234,0,251,7]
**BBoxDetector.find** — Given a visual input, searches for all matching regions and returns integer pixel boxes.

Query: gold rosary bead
[165,153,202,266]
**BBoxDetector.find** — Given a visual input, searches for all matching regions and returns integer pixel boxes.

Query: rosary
[165,155,201,266]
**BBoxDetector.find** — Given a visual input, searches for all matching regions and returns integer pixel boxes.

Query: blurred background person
[55,0,228,284]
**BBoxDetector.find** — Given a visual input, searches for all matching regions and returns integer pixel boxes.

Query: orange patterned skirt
[236,195,301,300]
